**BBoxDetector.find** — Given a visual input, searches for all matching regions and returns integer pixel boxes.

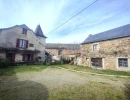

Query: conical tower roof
[35,25,47,38]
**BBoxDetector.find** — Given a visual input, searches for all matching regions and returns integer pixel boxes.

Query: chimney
[88,34,92,37]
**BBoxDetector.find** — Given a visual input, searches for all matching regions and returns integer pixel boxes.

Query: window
[16,39,28,48]
[29,43,34,47]
[19,39,27,48]
[118,58,128,68]
[23,54,34,61]
[93,44,98,51]
[22,28,27,34]
[58,49,62,55]
[91,58,102,68]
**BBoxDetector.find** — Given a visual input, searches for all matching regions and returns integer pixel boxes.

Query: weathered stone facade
[46,49,59,56]
[0,24,47,63]
[46,49,80,56]
[81,37,130,71]
[46,43,81,63]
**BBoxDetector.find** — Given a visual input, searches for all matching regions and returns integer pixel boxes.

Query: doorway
[6,53,15,62]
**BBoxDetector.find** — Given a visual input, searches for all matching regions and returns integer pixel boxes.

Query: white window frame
[92,43,99,51]
[117,57,129,69]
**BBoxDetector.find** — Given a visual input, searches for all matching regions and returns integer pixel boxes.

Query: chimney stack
[88,34,92,37]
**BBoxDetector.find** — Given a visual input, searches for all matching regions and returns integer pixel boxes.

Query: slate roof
[0,24,47,38]
[18,24,33,31]
[46,43,80,50]
[0,24,33,31]
[81,24,130,44]
[35,25,47,38]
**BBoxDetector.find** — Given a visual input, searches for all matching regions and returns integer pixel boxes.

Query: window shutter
[26,40,28,48]
[22,54,25,61]
[12,54,15,62]
[16,39,19,47]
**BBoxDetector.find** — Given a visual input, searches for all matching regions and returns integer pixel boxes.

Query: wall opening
[91,58,102,68]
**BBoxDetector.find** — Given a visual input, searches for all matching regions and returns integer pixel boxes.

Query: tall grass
[124,82,130,100]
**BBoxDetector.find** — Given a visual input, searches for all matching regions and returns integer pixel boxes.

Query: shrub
[63,59,70,64]
[0,58,9,68]
[123,82,130,100]
[51,60,62,65]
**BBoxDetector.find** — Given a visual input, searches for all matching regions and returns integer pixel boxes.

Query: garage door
[91,58,102,68]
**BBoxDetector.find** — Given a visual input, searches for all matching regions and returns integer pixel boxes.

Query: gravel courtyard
[0,67,129,100]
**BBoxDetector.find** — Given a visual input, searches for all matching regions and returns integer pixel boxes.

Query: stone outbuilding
[46,43,81,64]
[81,24,130,71]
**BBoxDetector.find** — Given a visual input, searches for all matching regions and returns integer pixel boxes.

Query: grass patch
[56,64,130,76]
[50,82,124,100]
[0,64,126,100]
[0,82,48,100]
[0,65,48,76]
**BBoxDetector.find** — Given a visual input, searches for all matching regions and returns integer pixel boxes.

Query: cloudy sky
[0,0,130,43]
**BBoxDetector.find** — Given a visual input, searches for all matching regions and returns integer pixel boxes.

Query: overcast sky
[0,0,130,43]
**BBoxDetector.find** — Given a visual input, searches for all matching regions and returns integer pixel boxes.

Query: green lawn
[55,64,130,76]
[0,65,48,76]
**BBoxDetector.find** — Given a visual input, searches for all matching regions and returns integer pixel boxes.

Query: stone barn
[81,24,130,71]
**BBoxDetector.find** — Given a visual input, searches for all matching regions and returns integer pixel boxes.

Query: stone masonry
[81,37,130,71]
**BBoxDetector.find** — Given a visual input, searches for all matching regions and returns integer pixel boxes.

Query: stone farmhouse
[46,43,80,62]
[81,24,130,71]
[0,24,47,64]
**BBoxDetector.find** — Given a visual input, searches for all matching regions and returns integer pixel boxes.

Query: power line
[47,0,99,34]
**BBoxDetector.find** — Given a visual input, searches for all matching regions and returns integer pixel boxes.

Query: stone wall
[46,49,58,56]
[46,48,80,62]
[46,49,80,56]
[81,37,130,71]
[62,49,80,55]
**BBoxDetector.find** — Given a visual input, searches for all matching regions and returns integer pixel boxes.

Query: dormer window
[93,43,99,51]
[22,28,27,35]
